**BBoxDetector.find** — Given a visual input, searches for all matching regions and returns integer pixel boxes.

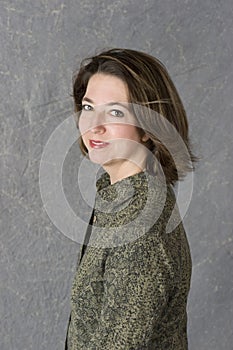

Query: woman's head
[73,48,197,185]
[78,73,150,181]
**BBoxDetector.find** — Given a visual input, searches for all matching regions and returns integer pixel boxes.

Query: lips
[89,140,110,149]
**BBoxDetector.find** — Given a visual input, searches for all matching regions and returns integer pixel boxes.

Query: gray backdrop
[1,0,232,349]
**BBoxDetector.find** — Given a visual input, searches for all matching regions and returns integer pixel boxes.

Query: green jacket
[66,171,192,349]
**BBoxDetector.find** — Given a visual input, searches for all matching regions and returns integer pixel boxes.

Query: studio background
[0,0,232,349]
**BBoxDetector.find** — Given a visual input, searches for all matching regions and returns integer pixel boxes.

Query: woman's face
[78,73,148,172]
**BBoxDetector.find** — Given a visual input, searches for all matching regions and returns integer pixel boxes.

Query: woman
[65,48,197,349]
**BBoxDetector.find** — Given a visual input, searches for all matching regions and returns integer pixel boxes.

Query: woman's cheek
[80,134,89,150]
[78,116,87,136]
[78,121,89,149]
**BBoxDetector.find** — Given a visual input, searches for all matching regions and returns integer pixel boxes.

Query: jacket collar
[96,171,149,202]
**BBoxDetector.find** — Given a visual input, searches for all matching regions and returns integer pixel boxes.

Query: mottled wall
[1,0,232,349]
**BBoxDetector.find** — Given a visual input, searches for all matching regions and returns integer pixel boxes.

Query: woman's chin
[88,154,123,168]
[88,154,111,166]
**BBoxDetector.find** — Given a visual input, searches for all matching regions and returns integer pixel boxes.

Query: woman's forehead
[84,73,129,105]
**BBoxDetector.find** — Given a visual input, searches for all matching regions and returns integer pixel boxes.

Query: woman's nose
[90,123,106,134]
[79,106,107,135]
[89,108,106,134]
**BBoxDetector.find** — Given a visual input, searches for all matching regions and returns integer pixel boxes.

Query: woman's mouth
[89,140,110,149]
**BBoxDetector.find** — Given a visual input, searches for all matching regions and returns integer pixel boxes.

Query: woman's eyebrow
[82,97,94,103]
[82,97,131,110]
[107,102,129,109]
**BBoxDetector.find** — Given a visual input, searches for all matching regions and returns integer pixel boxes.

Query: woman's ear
[141,133,150,142]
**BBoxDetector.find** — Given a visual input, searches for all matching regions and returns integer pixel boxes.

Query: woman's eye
[82,104,93,111]
[110,109,124,118]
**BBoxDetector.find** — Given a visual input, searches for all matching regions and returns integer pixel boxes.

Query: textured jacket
[66,171,192,350]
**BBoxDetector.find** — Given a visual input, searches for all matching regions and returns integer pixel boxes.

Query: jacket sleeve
[87,230,175,349]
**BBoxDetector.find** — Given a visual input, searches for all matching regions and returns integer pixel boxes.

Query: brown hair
[73,48,198,185]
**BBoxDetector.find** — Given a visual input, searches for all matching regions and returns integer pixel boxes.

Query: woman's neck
[103,161,145,185]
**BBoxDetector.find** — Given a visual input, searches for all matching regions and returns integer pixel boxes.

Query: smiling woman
[78,73,149,183]
[65,48,198,350]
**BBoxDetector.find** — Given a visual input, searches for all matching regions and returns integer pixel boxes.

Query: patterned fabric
[66,171,192,349]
